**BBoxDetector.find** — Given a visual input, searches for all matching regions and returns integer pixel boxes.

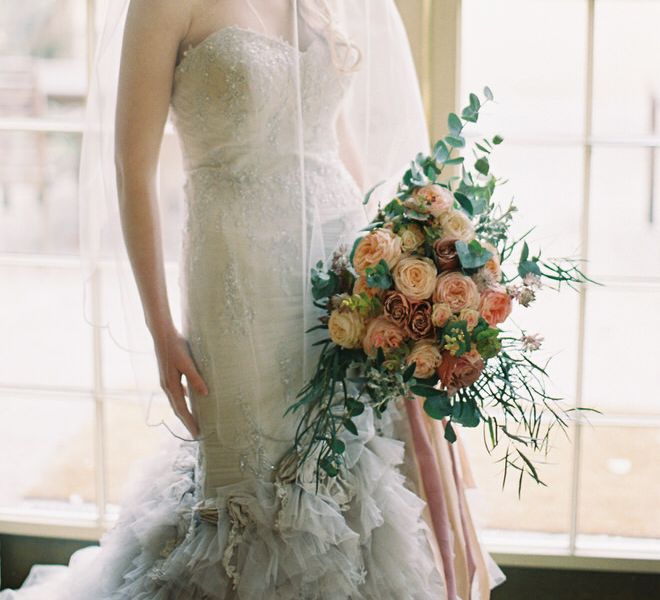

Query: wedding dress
[0,14,504,600]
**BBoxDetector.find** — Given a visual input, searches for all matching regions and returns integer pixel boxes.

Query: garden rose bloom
[392,256,437,301]
[362,316,407,357]
[479,285,513,326]
[438,209,475,243]
[398,223,425,253]
[414,184,455,217]
[352,229,402,276]
[407,300,433,340]
[353,276,380,299]
[437,349,484,393]
[431,302,453,328]
[480,241,502,283]
[433,238,460,272]
[328,309,365,349]
[383,290,411,327]
[433,271,480,313]
[406,339,442,378]
[458,308,480,331]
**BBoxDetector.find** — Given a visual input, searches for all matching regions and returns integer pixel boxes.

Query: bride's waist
[183,149,343,178]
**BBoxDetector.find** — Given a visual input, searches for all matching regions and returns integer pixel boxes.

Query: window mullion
[569,0,596,556]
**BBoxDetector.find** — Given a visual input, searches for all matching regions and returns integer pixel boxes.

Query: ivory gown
[0,23,504,600]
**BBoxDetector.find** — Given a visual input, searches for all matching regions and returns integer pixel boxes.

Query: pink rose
[362,316,407,357]
[413,184,455,217]
[479,285,513,326]
[431,303,453,328]
[433,271,480,313]
[353,229,402,276]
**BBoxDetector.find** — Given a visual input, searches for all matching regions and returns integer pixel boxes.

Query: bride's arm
[115,0,207,437]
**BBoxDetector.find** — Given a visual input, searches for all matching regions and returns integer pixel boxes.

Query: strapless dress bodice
[169,24,353,176]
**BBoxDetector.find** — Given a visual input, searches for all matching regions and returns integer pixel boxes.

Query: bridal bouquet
[281,87,594,491]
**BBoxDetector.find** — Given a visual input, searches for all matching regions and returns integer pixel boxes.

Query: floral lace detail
[170,23,368,485]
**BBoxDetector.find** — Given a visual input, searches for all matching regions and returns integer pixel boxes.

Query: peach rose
[479,285,513,326]
[433,271,480,313]
[414,184,455,217]
[392,256,437,301]
[353,276,380,299]
[438,349,484,394]
[352,229,402,276]
[458,308,480,331]
[383,290,411,328]
[362,316,407,358]
[398,223,426,253]
[406,339,442,378]
[433,238,460,272]
[407,300,433,340]
[328,309,365,349]
[480,241,502,284]
[431,302,453,328]
[438,209,475,243]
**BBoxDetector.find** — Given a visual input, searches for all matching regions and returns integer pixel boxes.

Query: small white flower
[523,273,542,290]
[506,283,523,300]
[521,333,544,352]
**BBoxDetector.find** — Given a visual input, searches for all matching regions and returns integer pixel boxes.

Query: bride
[1,0,504,598]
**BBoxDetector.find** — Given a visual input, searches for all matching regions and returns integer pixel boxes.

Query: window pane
[0,131,82,255]
[100,262,183,391]
[0,392,96,518]
[583,286,660,416]
[104,397,179,509]
[592,0,660,138]
[0,263,93,388]
[461,0,587,137]
[588,146,660,280]
[0,2,87,121]
[578,424,660,540]
[462,423,573,537]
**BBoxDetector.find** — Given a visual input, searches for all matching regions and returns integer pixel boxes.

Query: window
[1,0,658,571]
[453,0,660,566]
[0,1,184,539]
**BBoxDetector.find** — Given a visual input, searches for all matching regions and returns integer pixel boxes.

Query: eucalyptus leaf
[448,112,462,135]
[475,157,490,176]
[445,135,465,148]
[423,393,452,420]
[444,421,457,443]
[484,86,494,101]
[455,239,493,269]
[363,179,385,206]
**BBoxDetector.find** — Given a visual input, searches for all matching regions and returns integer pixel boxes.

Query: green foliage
[365,259,393,289]
[456,239,493,270]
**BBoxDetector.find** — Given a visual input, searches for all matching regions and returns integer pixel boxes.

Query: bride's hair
[299,0,362,72]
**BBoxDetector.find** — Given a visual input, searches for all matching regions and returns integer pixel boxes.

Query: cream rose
[459,308,480,331]
[438,209,475,243]
[392,256,437,301]
[398,223,426,253]
[406,339,443,378]
[328,309,365,349]
[352,229,402,276]
[433,271,480,313]
[414,184,455,217]
[431,302,453,328]
[479,285,513,326]
[362,316,407,357]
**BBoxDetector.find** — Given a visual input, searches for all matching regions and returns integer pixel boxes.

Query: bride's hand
[153,327,209,439]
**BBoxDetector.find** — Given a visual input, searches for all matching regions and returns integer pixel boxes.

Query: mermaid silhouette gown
[0,24,504,600]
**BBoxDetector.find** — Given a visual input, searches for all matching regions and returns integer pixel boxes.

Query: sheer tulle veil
[78,0,429,444]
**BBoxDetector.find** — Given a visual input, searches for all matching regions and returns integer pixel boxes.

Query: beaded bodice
[169,24,351,175]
